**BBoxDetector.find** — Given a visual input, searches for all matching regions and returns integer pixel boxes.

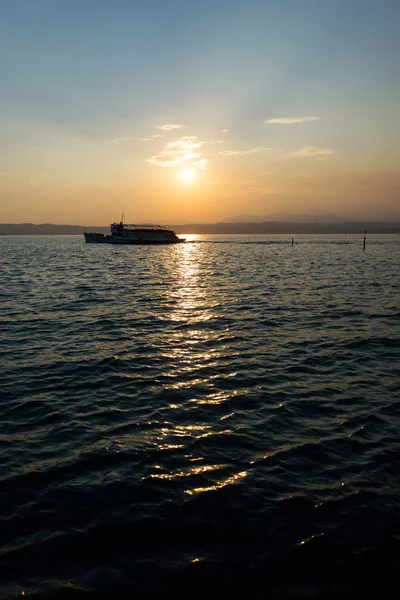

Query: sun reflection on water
[189,390,240,405]
[185,470,249,496]
[169,241,213,325]
[148,464,219,481]
[181,234,198,243]
[156,424,232,444]
[144,239,241,496]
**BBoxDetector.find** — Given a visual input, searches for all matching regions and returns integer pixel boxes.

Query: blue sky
[1,0,399,223]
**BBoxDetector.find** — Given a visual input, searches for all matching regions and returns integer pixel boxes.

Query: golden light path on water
[144,238,249,496]
[185,470,249,496]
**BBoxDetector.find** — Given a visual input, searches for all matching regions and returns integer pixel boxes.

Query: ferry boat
[84,218,185,244]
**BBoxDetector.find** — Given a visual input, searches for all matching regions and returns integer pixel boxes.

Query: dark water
[1,234,399,599]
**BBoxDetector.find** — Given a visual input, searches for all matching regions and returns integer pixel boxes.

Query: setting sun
[181,168,195,182]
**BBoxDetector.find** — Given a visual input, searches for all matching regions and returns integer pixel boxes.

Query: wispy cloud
[157,123,186,132]
[222,129,228,133]
[192,159,208,170]
[0,171,28,179]
[114,134,164,142]
[292,146,334,157]
[147,136,206,168]
[28,173,51,184]
[209,140,224,144]
[267,116,320,124]
[139,134,164,141]
[1,171,53,182]
[220,146,268,156]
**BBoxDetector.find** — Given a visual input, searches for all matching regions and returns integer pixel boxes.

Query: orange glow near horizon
[1,161,399,224]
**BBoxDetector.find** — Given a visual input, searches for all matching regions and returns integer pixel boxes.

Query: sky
[0,0,399,224]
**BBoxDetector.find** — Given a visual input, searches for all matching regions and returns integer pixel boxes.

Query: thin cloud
[157,123,186,132]
[139,134,164,141]
[28,173,51,184]
[292,146,334,157]
[114,134,164,142]
[222,129,228,133]
[147,136,206,168]
[192,159,208,170]
[0,171,24,179]
[209,140,224,144]
[267,116,320,124]
[220,146,268,156]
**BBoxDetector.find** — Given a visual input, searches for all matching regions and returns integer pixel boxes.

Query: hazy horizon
[1,0,399,223]
[2,211,400,228]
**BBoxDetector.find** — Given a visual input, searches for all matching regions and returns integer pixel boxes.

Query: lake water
[1,234,399,599]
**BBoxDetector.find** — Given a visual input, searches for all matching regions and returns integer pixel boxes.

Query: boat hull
[84,233,185,244]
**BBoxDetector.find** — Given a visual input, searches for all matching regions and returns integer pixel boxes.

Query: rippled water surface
[1,234,399,599]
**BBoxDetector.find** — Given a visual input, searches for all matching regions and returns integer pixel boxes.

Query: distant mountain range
[1,221,399,235]
[172,222,399,234]
[222,213,347,223]
[0,223,109,236]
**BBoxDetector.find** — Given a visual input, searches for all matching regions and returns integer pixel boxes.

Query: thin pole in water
[363,230,367,251]
[292,237,294,246]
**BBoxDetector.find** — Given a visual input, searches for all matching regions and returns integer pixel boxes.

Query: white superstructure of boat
[84,219,185,244]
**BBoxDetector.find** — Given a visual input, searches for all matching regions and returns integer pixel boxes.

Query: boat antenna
[121,212,124,224]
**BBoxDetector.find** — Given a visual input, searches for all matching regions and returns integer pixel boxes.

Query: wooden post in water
[363,230,367,251]
[291,237,294,246]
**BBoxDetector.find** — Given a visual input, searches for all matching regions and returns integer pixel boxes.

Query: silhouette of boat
[84,218,185,245]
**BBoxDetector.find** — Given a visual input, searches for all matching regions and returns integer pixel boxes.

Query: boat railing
[119,224,172,231]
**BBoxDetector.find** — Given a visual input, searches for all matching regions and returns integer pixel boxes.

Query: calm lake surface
[1,234,399,599]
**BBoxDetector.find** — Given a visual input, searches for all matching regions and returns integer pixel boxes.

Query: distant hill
[1,221,399,235]
[222,213,346,223]
[172,222,400,234]
[0,223,109,235]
